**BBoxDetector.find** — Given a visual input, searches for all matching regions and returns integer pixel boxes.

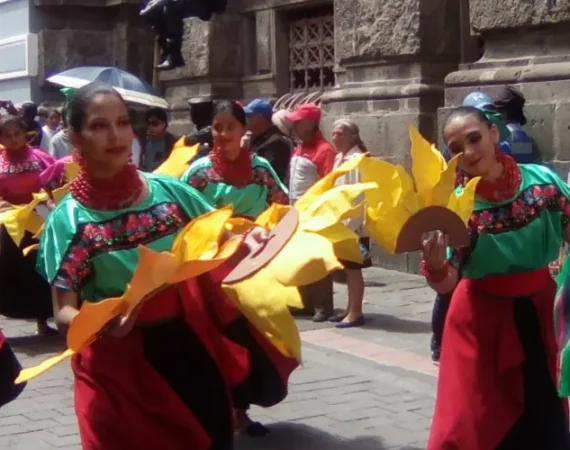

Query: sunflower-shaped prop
[16,206,242,383]
[359,126,481,254]
[220,154,378,362]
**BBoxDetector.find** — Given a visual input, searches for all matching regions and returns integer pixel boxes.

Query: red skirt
[428,268,569,450]
[204,248,300,409]
[73,280,249,450]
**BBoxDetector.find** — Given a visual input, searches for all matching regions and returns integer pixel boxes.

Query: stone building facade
[0,0,154,105]
[33,0,559,274]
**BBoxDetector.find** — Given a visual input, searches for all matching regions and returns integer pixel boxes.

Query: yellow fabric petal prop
[432,155,460,207]
[365,203,411,255]
[225,217,255,234]
[154,142,200,178]
[359,157,402,208]
[318,222,362,264]
[299,182,378,232]
[409,125,447,201]
[294,153,367,212]
[65,161,80,182]
[16,349,75,384]
[265,230,342,287]
[256,203,291,229]
[447,176,481,225]
[222,269,303,361]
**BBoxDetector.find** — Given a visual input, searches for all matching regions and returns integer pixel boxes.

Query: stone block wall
[157,0,570,273]
[33,0,154,103]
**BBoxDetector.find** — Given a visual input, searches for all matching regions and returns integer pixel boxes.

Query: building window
[288,5,335,92]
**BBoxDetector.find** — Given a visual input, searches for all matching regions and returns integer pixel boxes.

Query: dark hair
[443,105,493,136]
[0,115,26,135]
[66,82,126,132]
[146,107,168,124]
[37,105,49,119]
[494,86,527,125]
[21,102,38,120]
[213,100,246,127]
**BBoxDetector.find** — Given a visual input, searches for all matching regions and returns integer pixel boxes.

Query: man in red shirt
[286,103,337,322]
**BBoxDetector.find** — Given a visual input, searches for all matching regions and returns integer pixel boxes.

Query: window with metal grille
[288,5,335,92]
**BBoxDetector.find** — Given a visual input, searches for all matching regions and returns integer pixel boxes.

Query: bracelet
[420,260,449,283]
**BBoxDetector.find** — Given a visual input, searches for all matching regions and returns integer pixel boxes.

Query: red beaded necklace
[456,151,521,203]
[209,145,253,187]
[69,149,144,210]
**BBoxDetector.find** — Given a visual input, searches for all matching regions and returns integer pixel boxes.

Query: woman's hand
[100,303,144,340]
[0,199,12,211]
[242,226,270,253]
[421,231,448,270]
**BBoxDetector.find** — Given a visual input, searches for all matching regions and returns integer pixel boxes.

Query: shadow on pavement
[361,313,431,334]
[7,333,65,357]
[235,422,388,449]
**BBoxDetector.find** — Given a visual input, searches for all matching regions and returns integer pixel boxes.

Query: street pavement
[0,268,437,449]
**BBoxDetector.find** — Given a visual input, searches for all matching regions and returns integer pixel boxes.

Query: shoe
[156,53,185,71]
[312,311,331,323]
[335,316,365,329]
[431,348,440,365]
[329,312,347,323]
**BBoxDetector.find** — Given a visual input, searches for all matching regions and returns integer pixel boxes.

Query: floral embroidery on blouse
[187,165,289,205]
[448,183,570,269]
[54,202,189,292]
[252,166,289,205]
[0,160,44,175]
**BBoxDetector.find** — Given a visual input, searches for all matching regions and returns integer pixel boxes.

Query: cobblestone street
[0,268,436,449]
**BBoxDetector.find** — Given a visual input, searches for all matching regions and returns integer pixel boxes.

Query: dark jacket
[140,131,179,171]
[250,125,293,185]
[185,126,213,163]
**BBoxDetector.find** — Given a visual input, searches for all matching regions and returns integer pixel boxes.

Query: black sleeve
[262,140,291,184]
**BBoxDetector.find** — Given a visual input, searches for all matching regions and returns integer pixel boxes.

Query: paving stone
[1,267,436,449]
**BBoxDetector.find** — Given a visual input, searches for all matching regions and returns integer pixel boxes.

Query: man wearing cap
[286,103,337,322]
[244,99,292,184]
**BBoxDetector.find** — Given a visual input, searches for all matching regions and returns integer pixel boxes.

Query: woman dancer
[181,100,295,436]
[329,119,371,328]
[181,100,288,219]
[0,329,25,407]
[424,106,569,450]
[0,116,61,334]
[37,83,267,450]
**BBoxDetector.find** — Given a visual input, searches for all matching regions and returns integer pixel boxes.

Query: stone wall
[441,0,570,179]
[158,0,570,273]
[33,0,154,103]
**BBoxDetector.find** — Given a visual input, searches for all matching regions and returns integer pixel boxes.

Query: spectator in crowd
[185,97,215,162]
[41,108,61,148]
[330,119,371,328]
[20,102,49,151]
[244,99,293,184]
[37,105,49,126]
[286,103,337,322]
[494,86,541,164]
[49,108,74,160]
[141,107,179,171]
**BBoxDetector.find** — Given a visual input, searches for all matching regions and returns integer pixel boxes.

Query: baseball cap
[244,99,273,119]
[462,92,493,110]
[286,103,321,123]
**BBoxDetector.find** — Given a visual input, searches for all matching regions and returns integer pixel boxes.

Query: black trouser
[431,291,452,354]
